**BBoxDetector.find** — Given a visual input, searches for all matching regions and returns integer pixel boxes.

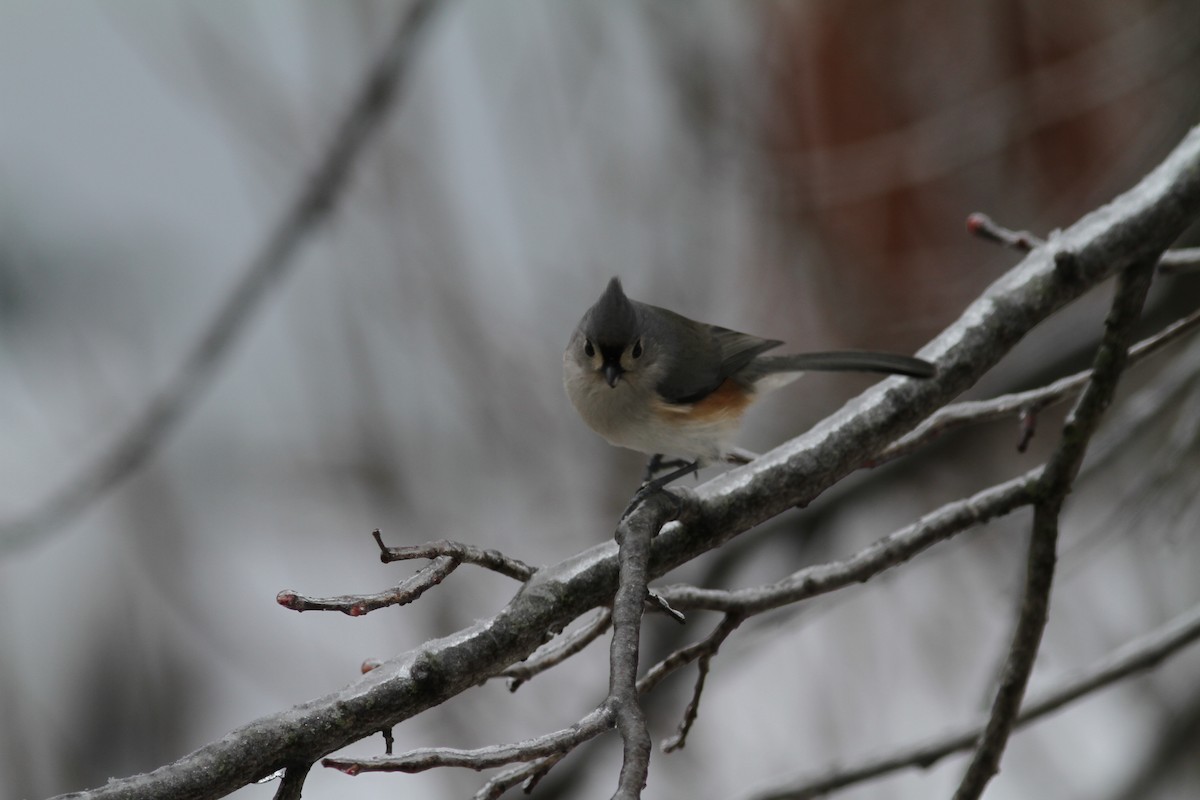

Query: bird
[563,277,935,502]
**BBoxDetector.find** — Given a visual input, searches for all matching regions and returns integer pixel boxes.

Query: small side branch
[480,573,746,790]
[321,494,679,795]
[502,608,612,691]
[475,755,564,800]
[277,556,458,616]
[875,307,1200,465]
[373,530,535,582]
[1157,247,1200,274]
[659,614,744,753]
[323,704,614,775]
[965,213,1043,251]
[660,470,1038,615]
[645,591,687,624]
[967,211,1200,274]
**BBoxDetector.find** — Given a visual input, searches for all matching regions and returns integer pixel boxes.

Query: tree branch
[659,469,1038,614]
[335,583,745,783]
[275,556,458,616]
[659,614,744,753]
[874,306,1200,465]
[608,496,674,798]
[1157,246,1200,274]
[323,704,614,775]
[953,261,1157,799]
[49,125,1200,800]
[0,0,446,555]
[475,755,564,800]
[373,531,536,582]
[501,608,612,691]
[967,211,1200,274]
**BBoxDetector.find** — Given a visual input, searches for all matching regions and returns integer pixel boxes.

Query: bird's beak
[603,363,623,387]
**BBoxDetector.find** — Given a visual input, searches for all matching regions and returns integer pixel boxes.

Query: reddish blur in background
[1,2,1198,799]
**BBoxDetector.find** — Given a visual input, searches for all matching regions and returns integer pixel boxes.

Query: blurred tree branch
[0,0,445,555]
[750,600,1200,800]
[49,126,1200,800]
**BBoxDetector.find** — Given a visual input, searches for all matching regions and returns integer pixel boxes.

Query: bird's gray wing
[709,325,783,379]
[639,305,721,404]
[642,302,781,404]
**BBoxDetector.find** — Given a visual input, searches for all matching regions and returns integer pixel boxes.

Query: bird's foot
[642,454,699,483]
[621,459,699,522]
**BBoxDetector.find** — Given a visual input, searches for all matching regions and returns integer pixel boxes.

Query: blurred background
[2,1,1199,798]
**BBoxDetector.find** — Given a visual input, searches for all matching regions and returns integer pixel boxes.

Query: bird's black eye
[631,339,643,359]
[584,339,595,358]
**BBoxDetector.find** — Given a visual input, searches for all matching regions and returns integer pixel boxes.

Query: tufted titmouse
[564,277,936,494]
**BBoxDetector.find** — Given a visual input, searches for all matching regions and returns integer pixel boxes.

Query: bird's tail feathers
[746,351,936,386]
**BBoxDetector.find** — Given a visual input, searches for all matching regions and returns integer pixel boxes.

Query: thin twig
[748,600,1200,800]
[501,609,613,690]
[953,261,1157,800]
[660,614,744,753]
[874,306,1200,465]
[1157,246,1200,274]
[373,530,536,582]
[968,212,1200,276]
[475,755,564,800]
[320,496,675,790]
[486,612,752,795]
[660,469,1038,614]
[276,556,458,616]
[632,619,738,699]
[646,591,687,624]
[0,0,445,555]
[636,633,727,698]
[323,705,613,775]
[965,212,1044,251]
